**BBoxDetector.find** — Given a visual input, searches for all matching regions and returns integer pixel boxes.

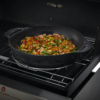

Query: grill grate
[0,41,94,90]
[0,19,95,90]
[0,19,31,32]
[0,19,31,52]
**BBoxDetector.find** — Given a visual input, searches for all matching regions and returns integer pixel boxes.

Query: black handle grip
[5,28,24,39]
[77,41,92,53]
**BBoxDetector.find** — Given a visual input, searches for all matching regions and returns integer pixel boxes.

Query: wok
[5,26,92,68]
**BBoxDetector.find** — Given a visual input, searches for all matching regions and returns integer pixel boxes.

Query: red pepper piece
[46,41,48,43]
[33,36,35,39]
[51,35,54,37]
[36,50,40,55]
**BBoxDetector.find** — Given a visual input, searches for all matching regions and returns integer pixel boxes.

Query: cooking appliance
[1,0,100,100]
[0,19,96,97]
[5,26,92,68]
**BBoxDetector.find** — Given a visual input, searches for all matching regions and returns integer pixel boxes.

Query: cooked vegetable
[18,34,77,55]
[66,38,69,40]
[18,46,21,51]
[71,47,77,52]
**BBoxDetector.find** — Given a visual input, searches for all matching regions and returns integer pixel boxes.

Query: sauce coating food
[18,34,77,55]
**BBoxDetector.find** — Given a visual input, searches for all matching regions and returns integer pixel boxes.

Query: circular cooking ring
[12,53,72,71]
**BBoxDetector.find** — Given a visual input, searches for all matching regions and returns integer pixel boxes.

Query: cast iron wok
[5,26,92,68]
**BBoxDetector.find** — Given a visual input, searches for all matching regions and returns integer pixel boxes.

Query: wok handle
[5,28,23,39]
[77,41,92,53]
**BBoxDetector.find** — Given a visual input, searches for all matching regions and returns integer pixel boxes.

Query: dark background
[1,0,100,38]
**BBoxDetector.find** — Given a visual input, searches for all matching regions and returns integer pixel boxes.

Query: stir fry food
[18,34,77,55]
